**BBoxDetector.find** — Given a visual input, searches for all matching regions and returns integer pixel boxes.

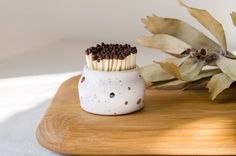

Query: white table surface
[0,72,78,156]
[0,41,166,155]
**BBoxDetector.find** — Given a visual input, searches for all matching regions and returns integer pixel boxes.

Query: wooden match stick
[85,43,137,71]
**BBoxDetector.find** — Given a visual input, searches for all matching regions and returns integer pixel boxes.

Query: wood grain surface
[36,75,236,155]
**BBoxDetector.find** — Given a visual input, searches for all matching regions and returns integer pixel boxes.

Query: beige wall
[1,0,236,60]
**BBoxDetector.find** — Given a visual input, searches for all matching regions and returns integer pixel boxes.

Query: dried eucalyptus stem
[138,0,236,100]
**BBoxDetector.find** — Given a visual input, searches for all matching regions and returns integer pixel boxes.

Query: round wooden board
[36,75,236,155]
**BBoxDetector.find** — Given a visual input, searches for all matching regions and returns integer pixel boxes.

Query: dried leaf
[183,77,210,90]
[216,55,236,81]
[154,57,181,65]
[206,73,234,100]
[159,62,181,78]
[150,78,179,88]
[230,12,236,27]
[139,63,174,86]
[151,79,185,89]
[193,68,220,80]
[179,58,206,80]
[179,0,227,50]
[156,68,220,88]
[183,68,220,90]
[225,51,236,59]
[137,34,191,57]
[142,15,221,50]
[159,57,205,81]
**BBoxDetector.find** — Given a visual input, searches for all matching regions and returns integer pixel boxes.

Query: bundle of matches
[85,43,137,71]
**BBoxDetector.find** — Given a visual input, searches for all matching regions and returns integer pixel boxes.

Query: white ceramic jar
[78,66,145,115]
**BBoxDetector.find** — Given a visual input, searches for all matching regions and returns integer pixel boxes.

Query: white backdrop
[1,0,236,60]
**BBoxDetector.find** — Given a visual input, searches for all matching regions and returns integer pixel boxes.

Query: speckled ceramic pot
[78,66,145,115]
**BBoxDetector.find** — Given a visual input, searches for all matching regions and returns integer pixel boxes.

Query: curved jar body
[78,66,145,115]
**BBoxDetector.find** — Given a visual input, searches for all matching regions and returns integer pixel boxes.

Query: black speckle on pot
[119,80,122,83]
[114,113,117,115]
[109,92,115,98]
[81,76,85,83]
[137,98,142,105]
[128,87,131,90]
[139,75,142,78]
[124,101,128,105]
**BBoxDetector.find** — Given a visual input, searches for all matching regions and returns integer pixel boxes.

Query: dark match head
[85,43,137,61]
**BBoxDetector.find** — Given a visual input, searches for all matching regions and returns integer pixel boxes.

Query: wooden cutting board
[36,75,236,155]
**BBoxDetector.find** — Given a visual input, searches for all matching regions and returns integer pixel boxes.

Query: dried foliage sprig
[138,0,236,100]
